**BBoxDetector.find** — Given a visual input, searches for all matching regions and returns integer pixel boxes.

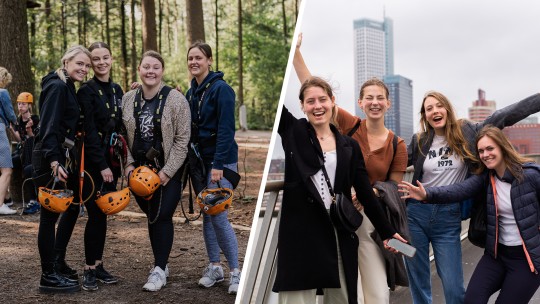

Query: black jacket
[272,106,396,303]
[35,71,81,166]
[77,77,124,171]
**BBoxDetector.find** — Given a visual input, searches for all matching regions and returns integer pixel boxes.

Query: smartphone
[387,238,416,258]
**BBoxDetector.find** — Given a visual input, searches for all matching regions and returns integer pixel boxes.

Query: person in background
[273,76,405,304]
[185,41,241,295]
[32,45,92,293]
[404,90,540,304]
[294,33,409,303]
[400,125,540,304]
[0,67,18,215]
[10,92,40,214]
[123,50,190,292]
[76,41,124,291]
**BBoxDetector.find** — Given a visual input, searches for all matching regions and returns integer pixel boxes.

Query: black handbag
[320,161,363,232]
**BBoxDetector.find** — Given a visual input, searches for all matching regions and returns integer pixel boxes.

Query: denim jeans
[405,200,465,304]
[203,163,239,269]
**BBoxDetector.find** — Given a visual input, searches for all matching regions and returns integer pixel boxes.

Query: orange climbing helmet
[38,187,74,213]
[96,187,131,215]
[17,92,33,103]
[196,185,234,215]
[129,166,160,200]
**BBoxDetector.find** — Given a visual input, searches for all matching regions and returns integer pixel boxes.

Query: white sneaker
[228,269,241,295]
[0,204,17,215]
[150,264,169,277]
[198,263,224,288]
[143,266,166,291]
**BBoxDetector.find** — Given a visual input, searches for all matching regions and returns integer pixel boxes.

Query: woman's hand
[124,164,135,179]
[210,169,223,184]
[383,233,408,253]
[158,171,170,186]
[351,193,364,213]
[398,181,427,201]
[296,32,303,49]
[101,168,114,183]
[130,82,141,90]
[52,161,68,183]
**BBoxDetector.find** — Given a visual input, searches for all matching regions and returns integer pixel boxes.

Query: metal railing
[239,167,415,304]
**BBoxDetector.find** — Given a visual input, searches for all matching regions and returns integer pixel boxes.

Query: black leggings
[135,176,181,269]
[83,168,117,266]
[34,168,80,265]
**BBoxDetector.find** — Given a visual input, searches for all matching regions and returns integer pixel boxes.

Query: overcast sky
[270,0,540,159]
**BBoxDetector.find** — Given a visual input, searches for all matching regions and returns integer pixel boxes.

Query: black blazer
[272,106,395,304]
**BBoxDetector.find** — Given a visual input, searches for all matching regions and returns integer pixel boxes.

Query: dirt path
[0,131,270,304]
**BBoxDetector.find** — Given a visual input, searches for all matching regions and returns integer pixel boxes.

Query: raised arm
[482,93,540,129]
[293,33,313,84]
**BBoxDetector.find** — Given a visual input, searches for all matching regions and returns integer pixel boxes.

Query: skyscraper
[384,75,414,141]
[353,15,413,140]
[468,89,496,122]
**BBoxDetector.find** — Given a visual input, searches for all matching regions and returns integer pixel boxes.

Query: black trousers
[465,244,540,304]
[135,174,182,269]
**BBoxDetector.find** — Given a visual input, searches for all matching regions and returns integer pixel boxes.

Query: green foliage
[26,0,296,130]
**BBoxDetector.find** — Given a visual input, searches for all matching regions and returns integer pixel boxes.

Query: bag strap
[386,133,399,180]
[347,119,361,137]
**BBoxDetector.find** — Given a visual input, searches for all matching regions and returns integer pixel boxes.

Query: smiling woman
[31,45,92,294]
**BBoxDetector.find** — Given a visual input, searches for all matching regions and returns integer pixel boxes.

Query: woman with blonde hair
[0,67,17,215]
[401,125,540,304]
[32,45,92,293]
[404,90,540,304]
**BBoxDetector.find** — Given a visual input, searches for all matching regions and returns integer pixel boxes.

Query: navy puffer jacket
[425,163,540,272]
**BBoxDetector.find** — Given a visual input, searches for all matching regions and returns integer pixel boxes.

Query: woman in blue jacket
[401,125,540,304]
[185,41,241,295]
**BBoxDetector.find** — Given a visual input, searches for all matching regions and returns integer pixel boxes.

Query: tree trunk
[214,0,219,70]
[158,0,162,52]
[185,0,205,45]
[0,0,35,98]
[141,0,158,51]
[131,0,138,82]
[281,0,287,44]
[105,0,111,45]
[45,0,54,71]
[61,1,67,50]
[237,0,243,106]
[121,0,129,90]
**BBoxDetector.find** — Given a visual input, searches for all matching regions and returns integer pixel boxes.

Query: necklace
[318,133,332,141]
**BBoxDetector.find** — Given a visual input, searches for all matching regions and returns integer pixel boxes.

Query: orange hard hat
[38,187,74,213]
[17,92,33,103]
[196,186,234,215]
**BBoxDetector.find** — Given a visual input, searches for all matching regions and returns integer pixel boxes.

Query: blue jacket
[408,93,540,186]
[186,71,238,170]
[0,89,16,126]
[425,164,540,272]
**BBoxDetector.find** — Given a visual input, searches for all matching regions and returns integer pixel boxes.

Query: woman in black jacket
[75,41,124,291]
[272,76,405,304]
[32,45,92,293]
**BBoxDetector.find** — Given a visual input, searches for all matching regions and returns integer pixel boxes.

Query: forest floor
[0,130,271,304]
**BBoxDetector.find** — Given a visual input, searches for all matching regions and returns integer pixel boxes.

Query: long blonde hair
[0,67,13,88]
[418,91,476,163]
[55,45,91,83]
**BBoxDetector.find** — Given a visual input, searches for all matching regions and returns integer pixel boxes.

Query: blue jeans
[405,200,465,304]
[203,163,239,269]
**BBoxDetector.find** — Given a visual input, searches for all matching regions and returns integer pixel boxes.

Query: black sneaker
[82,269,98,291]
[39,271,80,293]
[55,260,79,281]
[95,263,118,284]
